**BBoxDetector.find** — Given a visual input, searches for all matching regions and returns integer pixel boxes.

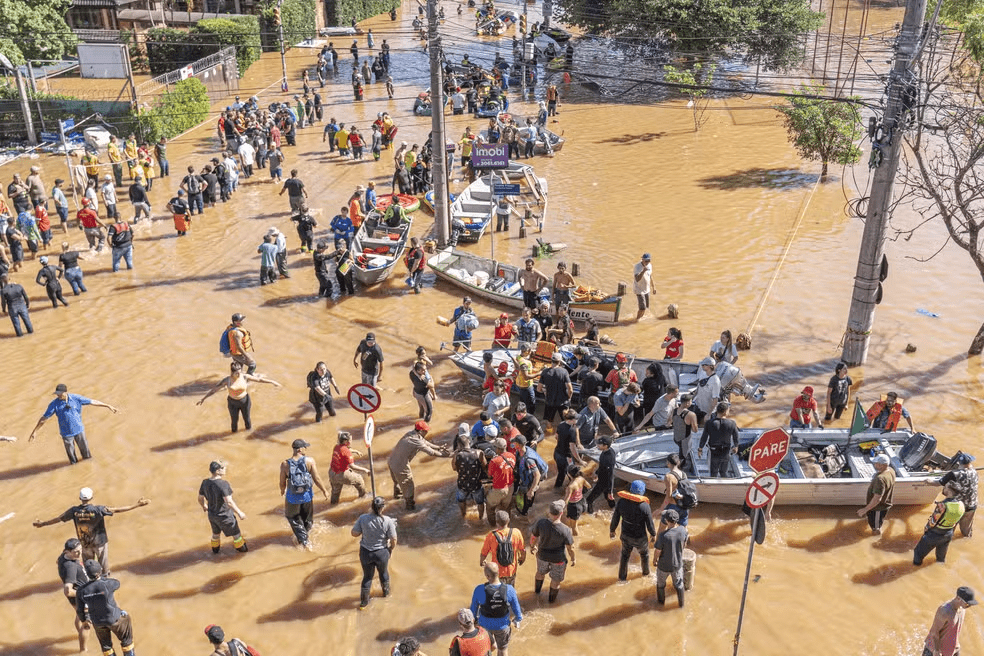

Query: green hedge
[193,17,261,77]
[136,77,210,142]
[327,0,398,26]
[145,26,193,76]
[259,0,317,52]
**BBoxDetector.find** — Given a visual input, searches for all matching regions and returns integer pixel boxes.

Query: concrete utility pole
[427,0,450,246]
[15,69,37,146]
[520,3,528,100]
[841,0,927,365]
[277,0,288,92]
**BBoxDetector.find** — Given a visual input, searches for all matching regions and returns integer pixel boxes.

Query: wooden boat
[350,211,413,286]
[374,194,421,213]
[593,428,952,506]
[429,250,624,324]
[451,161,548,242]
[495,113,565,154]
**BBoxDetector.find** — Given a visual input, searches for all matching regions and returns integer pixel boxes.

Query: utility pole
[15,69,38,146]
[520,5,528,100]
[427,0,450,246]
[276,0,288,92]
[542,0,551,29]
[840,0,927,365]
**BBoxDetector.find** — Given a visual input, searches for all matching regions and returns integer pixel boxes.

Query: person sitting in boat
[546,304,575,346]
[383,195,410,228]
[790,386,823,430]
[330,205,355,247]
[866,392,913,432]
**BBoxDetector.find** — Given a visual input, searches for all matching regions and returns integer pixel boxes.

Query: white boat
[595,428,952,506]
[452,161,547,242]
[350,211,413,286]
[428,249,623,323]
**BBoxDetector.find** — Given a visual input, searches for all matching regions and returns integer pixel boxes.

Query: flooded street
[1,1,982,654]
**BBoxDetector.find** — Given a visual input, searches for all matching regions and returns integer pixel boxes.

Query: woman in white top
[482,380,511,420]
[709,330,738,365]
[197,362,281,433]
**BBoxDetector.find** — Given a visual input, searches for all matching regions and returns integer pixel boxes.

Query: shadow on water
[117,531,290,576]
[785,518,872,552]
[0,460,73,482]
[0,636,75,656]
[257,596,363,623]
[260,293,322,308]
[159,377,221,398]
[697,168,819,191]
[549,601,649,634]
[851,559,924,586]
[149,570,245,600]
[112,269,255,293]
[595,131,669,145]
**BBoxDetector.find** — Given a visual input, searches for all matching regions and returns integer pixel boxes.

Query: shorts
[566,498,587,521]
[536,556,568,582]
[289,195,305,212]
[208,514,241,537]
[456,486,486,504]
[488,625,511,648]
[543,403,568,422]
[486,486,511,509]
[270,166,282,179]
[636,292,650,311]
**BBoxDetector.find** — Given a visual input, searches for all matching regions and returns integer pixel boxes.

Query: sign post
[348,384,382,497]
[471,144,510,262]
[734,429,789,655]
[363,414,377,497]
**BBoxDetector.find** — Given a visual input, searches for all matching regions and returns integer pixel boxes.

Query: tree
[0,0,77,63]
[554,0,823,71]
[664,63,717,132]
[775,86,862,177]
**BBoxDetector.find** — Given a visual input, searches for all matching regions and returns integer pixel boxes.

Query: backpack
[186,174,201,194]
[673,474,699,509]
[518,449,548,487]
[287,457,313,495]
[218,328,233,356]
[227,638,261,656]
[481,583,510,619]
[493,528,515,566]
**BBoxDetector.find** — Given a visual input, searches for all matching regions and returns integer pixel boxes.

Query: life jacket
[450,627,493,656]
[617,489,648,503]
[927,498,965,532]
[480,583,510,618]
[227,325,253,355]
[866,400,904,431]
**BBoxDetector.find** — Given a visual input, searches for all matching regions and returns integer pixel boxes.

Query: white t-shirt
[650,393,679,429]
[633,261,652,294]
[100,182,117,205]
[238,142,256,166]
[483,392,510,419]
[710,340,738,364]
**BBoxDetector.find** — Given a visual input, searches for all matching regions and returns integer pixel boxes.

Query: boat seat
[795,451,825,479]
[359,238,398,252]
[848,454,875,480]
[456,211,490,218]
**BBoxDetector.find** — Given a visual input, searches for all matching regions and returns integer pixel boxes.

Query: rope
[743,174,823,338]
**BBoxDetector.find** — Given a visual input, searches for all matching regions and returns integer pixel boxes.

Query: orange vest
[227,325,253,355]
[866,400,904,431]
[617,489,648,503]
[450,627,493,656]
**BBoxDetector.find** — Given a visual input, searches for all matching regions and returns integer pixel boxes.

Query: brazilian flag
[849,399,867,436]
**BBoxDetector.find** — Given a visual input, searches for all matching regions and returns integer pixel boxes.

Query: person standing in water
[196,362,282,433]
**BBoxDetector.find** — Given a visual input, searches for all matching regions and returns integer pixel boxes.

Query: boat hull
[350,212,413,286]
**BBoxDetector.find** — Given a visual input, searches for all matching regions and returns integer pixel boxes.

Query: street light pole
[427,0,450,246]
[0,54,37,146]
[276,0,288,92]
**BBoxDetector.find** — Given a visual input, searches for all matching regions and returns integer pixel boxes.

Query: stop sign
[748,428,791,472]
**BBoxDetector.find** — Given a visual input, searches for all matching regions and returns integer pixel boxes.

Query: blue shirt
[330,214,354,240]
[258,242,278,268]
[43,394,92,437]
[470,582,522,631]
[471,419,500,440]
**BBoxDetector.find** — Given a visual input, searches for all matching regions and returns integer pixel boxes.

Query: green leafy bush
[145,27,193,76]
[328,0,398,26]
[136,77,210,142]
[193,16,262,77]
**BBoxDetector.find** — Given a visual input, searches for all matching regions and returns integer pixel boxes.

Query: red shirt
[77,208,99,228]
[664,339,683,359]
[330,443,355,473]
[35,207,50,232]
[790,395,818,424]
[605,366,637,389]
[492,322,515,348]
[488,452,515,490]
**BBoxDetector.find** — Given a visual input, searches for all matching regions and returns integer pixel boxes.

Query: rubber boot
[656,586,666,606]
[210,538,221,554]
[677,588,685,608]
[548,587,559,603]
[534,578,544,594]
[641,556,651,577]
[618,553,629,581]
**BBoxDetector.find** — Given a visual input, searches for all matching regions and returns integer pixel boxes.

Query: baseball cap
[615,352,627,363]
[79,487,93,501]
[642,253,651,260]
[957,586,979,606]
[511,435,527,447]
[204,625,225,642]
[871,454,890,465]
[802,386,814,395]
[597,436,612,447]
[291,439,311,449]
[492,437,507,450]
[629,480,646,495]
[457,422,470,436]
[54,383,68,394]
[177,189,185,195]
[662,509,680,524]
[84,559,102,578]
[551,353,563,363]
[365,332,376,341]
[39,256,48,264]
[209,461,224,473]
[485,425,499,438]
[700,357,715,367]
[548,500,565,516]
[231,313,246,322]
[499,312,508,319]
[103,174,112,181]
[415,420,430,432]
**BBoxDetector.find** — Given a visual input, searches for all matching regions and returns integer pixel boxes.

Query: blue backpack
[518,448,549,487]
[218,328,232,356]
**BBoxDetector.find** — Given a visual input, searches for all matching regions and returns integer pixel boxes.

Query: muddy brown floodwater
[1,1,982,655]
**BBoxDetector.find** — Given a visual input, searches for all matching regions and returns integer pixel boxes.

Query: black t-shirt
[827,375,852,406]
[295,214,317,233]
[535,315,553,335]
[700,416,740,452]
[57,552,89,591]
[554,421,576,458]
[532,517,574,563]
[540,366,572,406]
[203,173,218,194]
[409,369,430,395]
[514,413,542,443]
[59,504,113,548]
[169,197,189,214]
[578,370,604,400]
[183,174,203,194]
[76,577,122,625]
[198,478,235,521]
[108,222,132,247]
[282,178,305,198]
[59,251,80,269]
[313,251,332,277]
[356,340,384,375]
[641,372,666,410]
[454,448,484,492]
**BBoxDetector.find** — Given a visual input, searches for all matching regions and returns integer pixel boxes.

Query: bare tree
[899,29,984,354]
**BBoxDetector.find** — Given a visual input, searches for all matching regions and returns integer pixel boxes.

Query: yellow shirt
[107,142,123,164]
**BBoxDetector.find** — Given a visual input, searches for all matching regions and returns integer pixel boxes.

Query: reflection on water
[0,1,982,655]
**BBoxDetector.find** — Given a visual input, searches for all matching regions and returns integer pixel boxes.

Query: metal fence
[136,45,237,97]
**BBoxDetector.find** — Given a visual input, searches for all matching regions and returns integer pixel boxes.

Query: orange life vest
[866,400,904,431]
[617,489,648,503]
[227,325,253,355]
[450,627,494,656]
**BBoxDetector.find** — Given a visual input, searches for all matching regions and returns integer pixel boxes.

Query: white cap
[871,454,890,465]
[79,487,93,501]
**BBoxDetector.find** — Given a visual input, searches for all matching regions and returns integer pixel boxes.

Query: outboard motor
[716,362,767,404]
[898,432,937,471]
